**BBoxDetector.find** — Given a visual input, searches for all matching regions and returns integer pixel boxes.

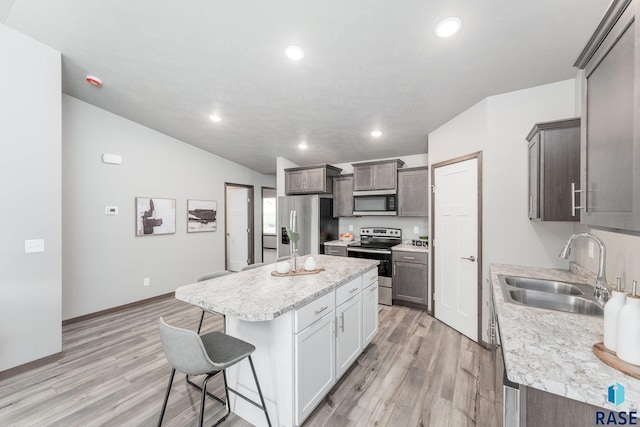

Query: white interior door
[226,186,249,271]
[433,157,479,342]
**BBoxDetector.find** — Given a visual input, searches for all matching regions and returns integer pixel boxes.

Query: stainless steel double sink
[498,275,603,316]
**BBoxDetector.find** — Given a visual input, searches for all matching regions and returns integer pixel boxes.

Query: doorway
[261,187,277,264]
[431,152,482,342]
[225,183,254,272]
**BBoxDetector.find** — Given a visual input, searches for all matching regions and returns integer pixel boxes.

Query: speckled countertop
[392,243,429,253]
[324,239,358,247]
[490,263,640,412]
[176,255,378,322]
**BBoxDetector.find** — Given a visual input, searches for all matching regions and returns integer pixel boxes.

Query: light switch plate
[414,226,420,234]
[348,224,353,232]
[25,239,45,253]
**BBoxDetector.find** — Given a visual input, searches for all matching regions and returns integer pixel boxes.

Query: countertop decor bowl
[340,236,354,243]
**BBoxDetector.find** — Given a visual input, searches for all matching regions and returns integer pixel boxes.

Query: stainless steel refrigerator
[277,195,339,258]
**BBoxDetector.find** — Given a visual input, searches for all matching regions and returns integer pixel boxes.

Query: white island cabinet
[175,255,379,427]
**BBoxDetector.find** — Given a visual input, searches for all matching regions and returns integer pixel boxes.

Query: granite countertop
[324,239,358,247]
[490,263,640,412]
[176,255,378,322]
[392,243,429,253]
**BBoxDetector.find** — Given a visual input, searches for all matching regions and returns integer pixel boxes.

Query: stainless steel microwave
[353,193,397,215]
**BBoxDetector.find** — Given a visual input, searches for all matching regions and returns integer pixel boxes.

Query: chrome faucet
[559,232,609,306]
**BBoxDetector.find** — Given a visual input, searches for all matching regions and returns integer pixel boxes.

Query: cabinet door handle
[460,256,476,262]
[340,312,345,332]
[571,182,585,216]
[315,306,329,315]
[403,256,416,260]
[369,285,377,293]
[349,287,359,293]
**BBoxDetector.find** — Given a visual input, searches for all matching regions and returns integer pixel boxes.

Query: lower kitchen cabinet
[294,311,336,424]
[336,292,362,378]
[362,281,378,347]
[324,244,347,257]
[392,250,428,309]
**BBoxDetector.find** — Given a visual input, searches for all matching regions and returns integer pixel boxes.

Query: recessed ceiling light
[370,130,382,138]
[435,17,462,38]
[285,45,305,61]
[298,142,308,149]
[209,114,222,123]
[85,75,102,87]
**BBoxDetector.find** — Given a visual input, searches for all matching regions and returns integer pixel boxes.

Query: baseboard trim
[62,292,175,326]
[0,352,63,381]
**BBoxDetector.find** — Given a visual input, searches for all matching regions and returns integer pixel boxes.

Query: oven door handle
[347,248,392,255]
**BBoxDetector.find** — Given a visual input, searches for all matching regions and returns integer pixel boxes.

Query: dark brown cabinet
[397,167,428,217]
[324,245,347,257]
[332,174,353,217]
[575,0,640,230]
[392,250,428,310]
[352,159,405,192]
[285,165,342,195]
[526,118,581,221]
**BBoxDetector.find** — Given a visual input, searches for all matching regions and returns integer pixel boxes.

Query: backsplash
[338,216,428,243]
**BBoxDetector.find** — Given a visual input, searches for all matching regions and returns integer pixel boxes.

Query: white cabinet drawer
[295,291,335,333]
[363,268,378,287]
[336,276,362,307]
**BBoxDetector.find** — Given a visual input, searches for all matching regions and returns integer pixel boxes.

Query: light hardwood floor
[0,297,500,427]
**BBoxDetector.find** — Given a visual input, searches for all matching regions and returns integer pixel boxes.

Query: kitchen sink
[503,276,584,295]
[499,275,603,316]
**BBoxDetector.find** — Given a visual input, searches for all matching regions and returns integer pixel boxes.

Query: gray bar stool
[240,262,265,271]
[157,317,271,427]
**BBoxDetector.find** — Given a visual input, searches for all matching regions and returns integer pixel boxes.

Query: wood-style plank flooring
[0,297,500,426]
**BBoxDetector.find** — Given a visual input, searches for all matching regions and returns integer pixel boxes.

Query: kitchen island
[175,255,379,427]
[490,263,640,425]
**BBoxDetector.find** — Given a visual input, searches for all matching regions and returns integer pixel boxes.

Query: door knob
[461,255,476,262]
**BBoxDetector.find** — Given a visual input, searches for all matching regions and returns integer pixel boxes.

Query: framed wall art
[136,197,176,236]
[187,199,217,233]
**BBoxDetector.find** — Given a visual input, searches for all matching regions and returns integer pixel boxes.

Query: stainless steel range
[347,227,401,306]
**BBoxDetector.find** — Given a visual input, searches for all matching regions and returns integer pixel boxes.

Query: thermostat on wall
[102,153,122,165]
[105,206,118,215]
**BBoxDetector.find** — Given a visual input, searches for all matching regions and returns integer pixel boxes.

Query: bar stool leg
[157,368,176,427]
[200,373,215,427]
[210,370,231,427]
[248,356,272,427]
[196,310,206,334]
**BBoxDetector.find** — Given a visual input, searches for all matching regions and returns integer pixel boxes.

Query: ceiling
[3,0,610,174]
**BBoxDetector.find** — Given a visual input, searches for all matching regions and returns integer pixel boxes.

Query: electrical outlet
[414,226,420,234]
[348,224,353,232]
[588,241,594,259]
[144,277,150,286]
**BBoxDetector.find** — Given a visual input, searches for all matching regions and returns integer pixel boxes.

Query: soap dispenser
[604,277,626,351]
[616,280,640,365]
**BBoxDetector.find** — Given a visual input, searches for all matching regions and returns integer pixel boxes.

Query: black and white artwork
[187,200,217,233]
[136,197,176,236]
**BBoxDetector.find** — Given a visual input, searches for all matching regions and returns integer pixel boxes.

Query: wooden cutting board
[593,342,640,380]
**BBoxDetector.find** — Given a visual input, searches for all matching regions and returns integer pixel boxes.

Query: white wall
[0,24,62,371]
[62,95,275,320]
[428,79,578,343]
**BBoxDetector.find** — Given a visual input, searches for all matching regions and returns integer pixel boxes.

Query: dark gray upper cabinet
[332,174,353,217]
[526,118,581,221]
[392,250,428,310]
[352,159,405,192]
[397,167,428,217]
[285,165,342,195]
[575,0,640,230]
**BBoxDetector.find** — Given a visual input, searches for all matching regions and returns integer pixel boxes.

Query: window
[263,197,276,234]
